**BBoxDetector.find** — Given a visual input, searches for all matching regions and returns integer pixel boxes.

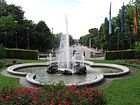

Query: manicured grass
[91,60,123,64]
[0,67,22,90]
[91,60,140,105]
[19,59,47,63]
[0,59,47,90]
[105,66,140,105]
[0,74,22,91]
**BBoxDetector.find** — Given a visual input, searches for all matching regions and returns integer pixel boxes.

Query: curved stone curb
[26,73,45,86]
[26,73,104,86]
[91,63,130,77]
[84,61,94,66]
[7,62,50,76]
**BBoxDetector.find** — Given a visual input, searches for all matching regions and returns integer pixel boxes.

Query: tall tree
[0,0,6,4]
[34,20,52,51]
[0,3,24,22]
[0,16,18,47]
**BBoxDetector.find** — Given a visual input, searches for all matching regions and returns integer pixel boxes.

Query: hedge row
[0,48,38,60]
[105,50,140,60]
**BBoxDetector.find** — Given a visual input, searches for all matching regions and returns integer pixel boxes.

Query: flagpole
[109,2,112,51]
[109,2,112,35]
[108,2,112,60]
[121,2,125,60]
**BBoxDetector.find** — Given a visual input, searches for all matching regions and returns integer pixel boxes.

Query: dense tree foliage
[0,0,74,52]
[80,0,140,51]
[0,16,18,48]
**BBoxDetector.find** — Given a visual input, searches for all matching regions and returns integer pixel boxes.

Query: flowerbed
[124,59,140,64]
[0,59,20,69]
[0,82,107,105]
[123,59,140,69]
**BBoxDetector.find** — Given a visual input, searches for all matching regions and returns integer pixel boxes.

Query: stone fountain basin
[7,61,129,86]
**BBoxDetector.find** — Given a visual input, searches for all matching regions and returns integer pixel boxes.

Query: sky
[6,0,130,39]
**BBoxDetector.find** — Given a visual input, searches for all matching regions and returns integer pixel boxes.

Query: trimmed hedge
[105,50,140,60]
[0,48,38,60]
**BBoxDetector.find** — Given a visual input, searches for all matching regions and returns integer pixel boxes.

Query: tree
[0,3,24,22]
[69,35,75,45]
[83,2,140,51]
[16,19,36,49]
[89,28,98,35]
[0,0,6,4]
[51,33,61,48]
[34,20,52,51]
[0,16,18,47]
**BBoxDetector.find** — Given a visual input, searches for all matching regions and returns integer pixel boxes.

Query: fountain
[47,15,86,75]
[5,15,130,86]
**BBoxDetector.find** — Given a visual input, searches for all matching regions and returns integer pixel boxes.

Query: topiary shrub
[0,49,38,60]
[105,50,139,60]
[135,50,140,59]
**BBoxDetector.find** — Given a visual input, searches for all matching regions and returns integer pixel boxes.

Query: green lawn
[91,60,140,105]
[104,66,140,105]
[0,59,47,90]
[91,59,124,64]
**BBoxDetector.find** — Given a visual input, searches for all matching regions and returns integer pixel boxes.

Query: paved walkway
[41,45,104,61]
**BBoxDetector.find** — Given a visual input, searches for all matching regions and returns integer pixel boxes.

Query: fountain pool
[7,61,129,86]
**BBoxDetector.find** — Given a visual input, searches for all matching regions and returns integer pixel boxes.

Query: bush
[0,83,107,105]
[0,49,38,60]
[105,50,140,60]
[134,41,140,49]
[0,59,20,69]
[0,44,6,50]
[135,50,140,59]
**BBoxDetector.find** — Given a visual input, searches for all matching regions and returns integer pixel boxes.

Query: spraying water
[58,15,71,72]
[56,14,86,74]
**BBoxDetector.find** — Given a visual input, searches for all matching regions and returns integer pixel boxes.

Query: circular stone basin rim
[26,73,104,86]
[7,61,130,86]
[91,63,129,76]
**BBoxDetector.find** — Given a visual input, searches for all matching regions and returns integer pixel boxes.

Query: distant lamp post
[114,27,120,50]
[15,31,18,48]
[52,28,53,34]
[27,27,30,49]
[89,38,91,48]
[14,21,18,48]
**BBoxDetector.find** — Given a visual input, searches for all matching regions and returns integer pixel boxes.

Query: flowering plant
[0,83,107,105]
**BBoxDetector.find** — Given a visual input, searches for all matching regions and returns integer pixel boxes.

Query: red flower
[87,94,93,100]
[0,93,6,97]
[81,93,85,97]
[0,98,4,102]
[50,101,54,105]
[49,91,54,95]
[93,87,97,92]
[69,97,73,101]
[78,102,82,105]
[62,99,68,104]
[75,92,80,96]
[85,88,91,93]
[31,97,39,103]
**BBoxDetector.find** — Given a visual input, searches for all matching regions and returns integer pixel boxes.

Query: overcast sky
[6,0,130,39]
